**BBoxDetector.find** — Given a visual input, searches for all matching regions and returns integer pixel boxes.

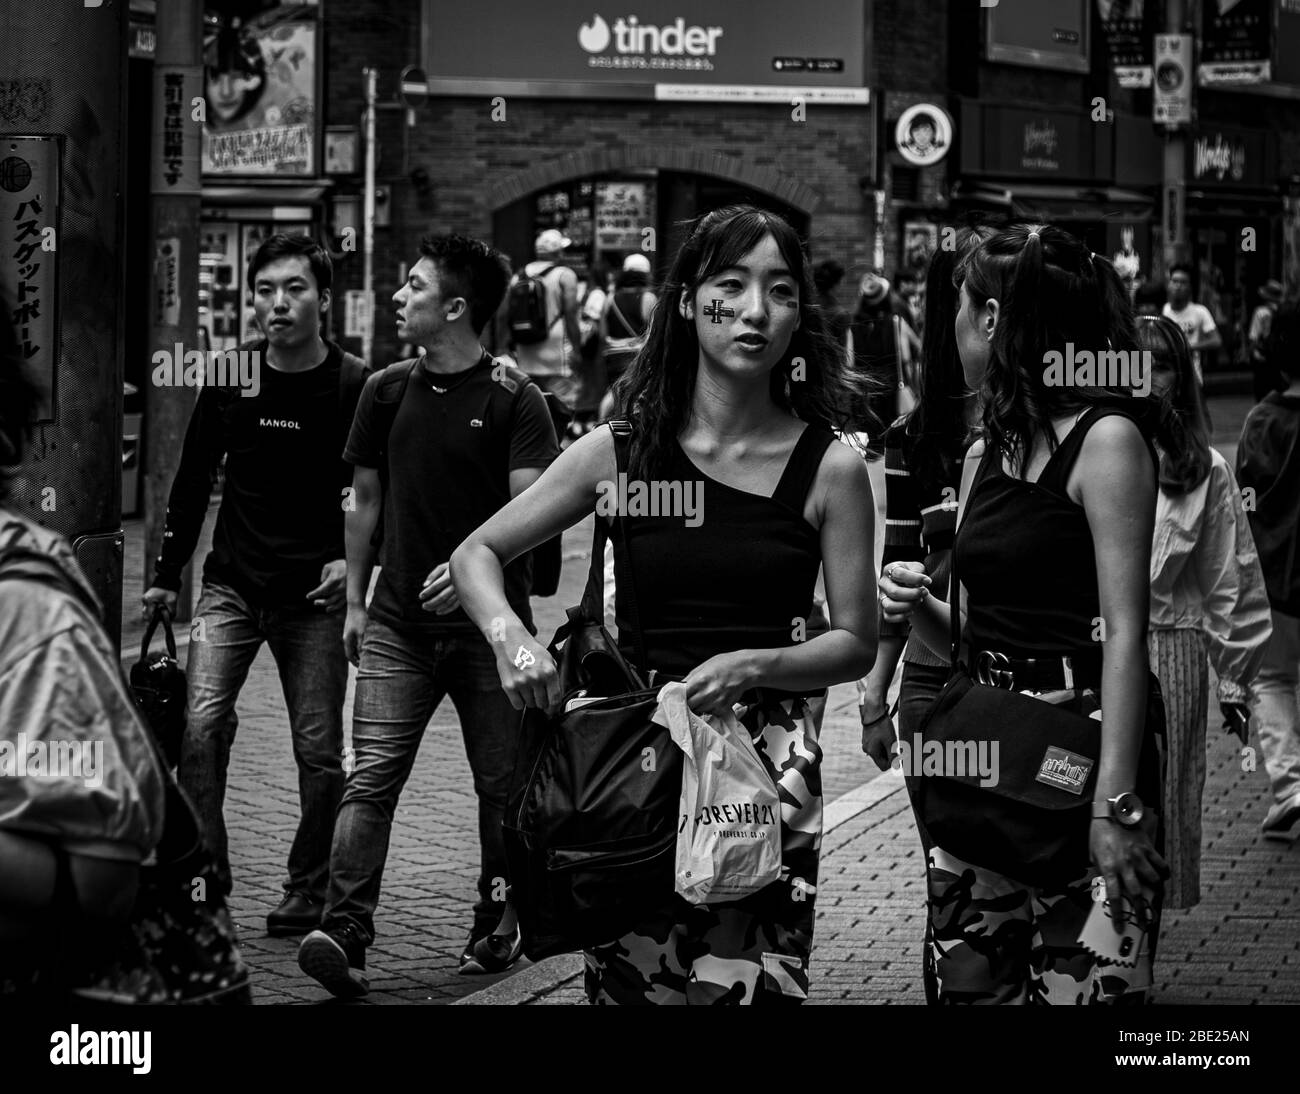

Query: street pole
[144,0,204,622]
[1162,0,1190,274]
[362,67,378,367]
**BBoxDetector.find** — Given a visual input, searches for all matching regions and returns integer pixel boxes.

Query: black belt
[972,650,1100,692]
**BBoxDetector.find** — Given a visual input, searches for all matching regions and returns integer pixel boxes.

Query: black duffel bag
[504,420,681,959]
[130,605,188,769]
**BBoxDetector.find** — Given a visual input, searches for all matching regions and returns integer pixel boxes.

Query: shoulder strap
[338,350,369,440]
[373,358,420,453]
[607,294,635,337]
[579,420,648,677]
[773,426,835,513]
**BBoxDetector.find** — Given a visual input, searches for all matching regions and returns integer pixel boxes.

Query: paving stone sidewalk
[461,727,1300,1006]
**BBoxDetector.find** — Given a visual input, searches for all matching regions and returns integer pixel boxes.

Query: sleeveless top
[614,425,835,678]
[954,403,1157,667]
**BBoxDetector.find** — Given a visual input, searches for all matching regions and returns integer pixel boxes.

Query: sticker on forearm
[1035,746,1093,795]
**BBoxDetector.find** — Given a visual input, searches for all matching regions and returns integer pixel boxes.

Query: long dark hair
[903,224,993,495]
[957,222,1139,474]
[617,204,873,480]
[1138,316,1212,494]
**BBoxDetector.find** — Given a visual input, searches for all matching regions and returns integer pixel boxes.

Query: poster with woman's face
[202,18,316,176]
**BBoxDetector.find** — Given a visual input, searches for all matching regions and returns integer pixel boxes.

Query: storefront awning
[202,181,334,207]
[951,182,1154,221]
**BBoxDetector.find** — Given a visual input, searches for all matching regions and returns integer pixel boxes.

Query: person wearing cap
[509,230,583,413]
[1249,279,1286,401]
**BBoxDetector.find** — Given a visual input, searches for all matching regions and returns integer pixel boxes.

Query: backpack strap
[371,358,420,465]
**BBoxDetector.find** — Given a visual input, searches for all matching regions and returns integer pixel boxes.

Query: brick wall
[324,0,876,363]
[319,0,1300,361]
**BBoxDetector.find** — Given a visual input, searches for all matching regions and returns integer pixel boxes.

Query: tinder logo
[578,13,723,56]
[578,14,612,52]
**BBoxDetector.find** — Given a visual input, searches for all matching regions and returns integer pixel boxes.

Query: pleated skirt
[1149,627,1208,910]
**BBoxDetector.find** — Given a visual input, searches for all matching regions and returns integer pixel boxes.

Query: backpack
[506,264,559,345]
[367,355,565,597]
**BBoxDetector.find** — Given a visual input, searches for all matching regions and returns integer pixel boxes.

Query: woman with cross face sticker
[453,204,880,1004]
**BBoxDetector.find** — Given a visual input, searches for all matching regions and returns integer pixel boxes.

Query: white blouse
[1149,447,1272,703]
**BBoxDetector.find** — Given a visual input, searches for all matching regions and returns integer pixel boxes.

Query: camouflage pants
[584,693,822,1005]
[925,845,1157,1005]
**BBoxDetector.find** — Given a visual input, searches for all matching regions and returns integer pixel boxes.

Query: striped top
[881,419,964,667]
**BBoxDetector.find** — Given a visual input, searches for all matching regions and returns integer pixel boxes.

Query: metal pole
[1162,0,1190,274]
[144,0,204,623]
[1,1,129,644]
[362,67,378,367]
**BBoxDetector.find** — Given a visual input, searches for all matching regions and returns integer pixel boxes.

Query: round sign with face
[895,104,953,168]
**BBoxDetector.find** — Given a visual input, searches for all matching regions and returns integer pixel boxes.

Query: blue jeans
[178,580,348,900]
[322,618,519,945]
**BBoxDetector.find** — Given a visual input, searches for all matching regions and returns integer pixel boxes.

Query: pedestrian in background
[860,226,989,765]
[858,224,989,1004]
[1138,315,1270,908]
[297,235,558,998]
[507,229,583,416]
[453,204,878,1004]
[880,224,1168,1004]
[142,234,367,936]
[1163,263,1221,383]
[851,272,920,434]
[1248,279,1284,401]
[1237,301,1300,841]
[572,260,613,436]
[596,252,656,420]
[813,258,851,359]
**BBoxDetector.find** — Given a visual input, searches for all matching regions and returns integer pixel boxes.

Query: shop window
[891,165,920,203]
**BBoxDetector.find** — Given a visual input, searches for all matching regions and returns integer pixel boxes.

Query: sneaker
[266,890,323,937]
[1261,792,1300,842]
[458,922,523,975]
[298,926,369,999]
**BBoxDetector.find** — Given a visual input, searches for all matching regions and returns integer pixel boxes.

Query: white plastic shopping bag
[654,682,783,904]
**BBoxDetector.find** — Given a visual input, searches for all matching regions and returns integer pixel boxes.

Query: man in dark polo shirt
[297,234,558,998]
[142,234,367,935]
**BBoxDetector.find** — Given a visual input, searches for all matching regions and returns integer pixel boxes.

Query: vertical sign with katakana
[151,65,201,195]
[0,136,59,421]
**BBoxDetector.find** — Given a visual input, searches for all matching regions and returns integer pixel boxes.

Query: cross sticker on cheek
[702,299,734,324]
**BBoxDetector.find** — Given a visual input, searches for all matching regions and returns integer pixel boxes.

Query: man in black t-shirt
[142,235,368,935]
[297,234,558,999]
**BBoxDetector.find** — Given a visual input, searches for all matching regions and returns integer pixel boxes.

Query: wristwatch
[1091,791,1144,828]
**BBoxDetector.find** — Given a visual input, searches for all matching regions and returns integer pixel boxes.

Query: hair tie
[1027,229,1041,241]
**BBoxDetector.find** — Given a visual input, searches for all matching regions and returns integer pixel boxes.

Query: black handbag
[911,517,1161,889]
[130,605,188,769]
[504,420,682,960]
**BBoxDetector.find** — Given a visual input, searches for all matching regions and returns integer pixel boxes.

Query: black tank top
[614,424,835,677]
[954,403,1156,664]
